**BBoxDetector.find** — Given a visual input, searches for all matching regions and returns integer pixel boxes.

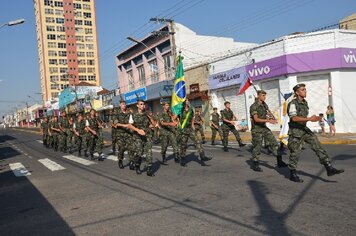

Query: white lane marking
[9,163,31,177]
[38,158,66,171]
[37,140,43,144]
[62,155,96,166]
[105,155,118,161]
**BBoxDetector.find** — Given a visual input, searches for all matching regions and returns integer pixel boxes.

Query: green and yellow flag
[171,55,186,116]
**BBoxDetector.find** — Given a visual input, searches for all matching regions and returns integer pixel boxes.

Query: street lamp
[0,18,25,29]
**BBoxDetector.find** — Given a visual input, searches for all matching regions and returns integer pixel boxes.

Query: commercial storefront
[209,47,356,132]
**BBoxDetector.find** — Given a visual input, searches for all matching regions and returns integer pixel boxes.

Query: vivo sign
[343,51,356,64]
[248,65,271,77]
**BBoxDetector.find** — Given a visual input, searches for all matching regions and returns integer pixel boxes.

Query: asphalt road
[0,128,355,236]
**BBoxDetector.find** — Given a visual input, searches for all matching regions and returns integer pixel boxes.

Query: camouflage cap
[293,83,306,92]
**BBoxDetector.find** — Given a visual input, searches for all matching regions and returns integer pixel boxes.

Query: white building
[208,29,356,133]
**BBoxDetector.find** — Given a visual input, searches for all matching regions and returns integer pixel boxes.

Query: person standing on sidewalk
[221,101,246,152]
[210,107,223,145]
[287,84,344,182]
[326,106,336,136]
[249,90,287,172]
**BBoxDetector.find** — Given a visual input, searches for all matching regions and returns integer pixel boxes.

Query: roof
[97,88,111,95]
[77,81,96,87]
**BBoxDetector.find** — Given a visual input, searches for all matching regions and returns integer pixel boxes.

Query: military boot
[78,150,82,157]
[199,153,207,166]
[223,147,229,152]
[129,161,135,170]
[118,159,124,169]
[146,165,154,177]
[289,169,303,183]
[276,155,288,167]
[211,141,215,145]
[98,153,104,161]
[324,162,344,176]
[200,151,212,161]
[90,153,95,160]
[174,153,180,163]
[238,140,246,147]
[251,161,262,172]
[180,156,186,167]
[135,163,141,175]
[161,154,167,165]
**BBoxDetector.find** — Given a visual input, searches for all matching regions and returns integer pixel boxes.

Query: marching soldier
[50,115,61,151]
[210,107,223,145]
[221,101,246,152]
[127,99,155,176]
[193,107,206,144]
[72,113,87,157]
[85,109,104,161]
[287,83,344,182]
[178,99,211,167]
[249,90,287,172]
[159,102,179,164]
[110,108,118,155]
[58,110,70,153]
[153,111,161,144]
[40,116,49,148]
[95,111,104,155]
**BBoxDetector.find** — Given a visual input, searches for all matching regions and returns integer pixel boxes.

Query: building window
[56,26,65,32]
[75,20,83,25]
[54,1,63,7]
[86,44,93,50]
[76,43,85,49]
[49,67,58,74]
[78,68,86,73]
[44,0,53,6]
[46,26,55,32]
[77,51,85,57]
[51,84,59,90]
[59,59,67,65]
[60,74,68,81]
[51,92,59,98]
[163,54,173,80]
[58,51,67,57]
[45,8,54,14]
[87,67,95,73]
[87,60,95,65]
[55,9,63,15]
[49,59,57,65]
[58,43,66,48]
[56,18,64,24]
[138,66,146,87]
[127,70,134,90]
[75,27,83,33]
[86,52,94,57]
[47,34,56,40]
[50,75,59,81]
[73,3,82,9]
[46,17,55,23]
[60,67,68,73]
[48,42,56,48]
[78,59,86,65]
[82,0,91,2]
[76,35,84,42]
[84,20,92,26]
[83,4,91,10]
[48,50,57,56]
[88,75,96,81]
[85,36,93,42]
[74,11,82,17]
[57,34,66,40]
[85,28,92,34]
[79,75,87,81]
[149,60,159,83]
[83,12,92,18]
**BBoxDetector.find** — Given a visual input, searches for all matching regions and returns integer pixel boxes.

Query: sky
[1,0,356,117]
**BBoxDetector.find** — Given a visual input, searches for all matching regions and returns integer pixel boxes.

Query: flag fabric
[277,93,296,145]
[178,107,193,130]
[171,55,186,116]
[237,74,252,95]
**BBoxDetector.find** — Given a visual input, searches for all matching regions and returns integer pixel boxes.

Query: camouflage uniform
[250,101,280,161]
[131,112,153,167]
[110,110,118,153]
[159,111,178,156]
[116,109,133,162]
[210,112,223,143]
[40,120,49,147]
[221,108,243,148]
[153,113,160,143]
[179,108,203,161]
[193,113,205,143]
[73,119,87,155]
[86,116,102,156]
[287,98,330,170]
[50,119,60,151]
[58,116,71,152]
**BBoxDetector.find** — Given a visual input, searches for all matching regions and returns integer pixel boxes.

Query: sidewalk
[7,127,356,145]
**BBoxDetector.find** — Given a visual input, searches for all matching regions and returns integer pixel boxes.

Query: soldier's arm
[125,124,145,136]
[288,103,320,123]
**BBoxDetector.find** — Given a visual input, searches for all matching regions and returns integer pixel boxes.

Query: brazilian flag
[171,55,186,116]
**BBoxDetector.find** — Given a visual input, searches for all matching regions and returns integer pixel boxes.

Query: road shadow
[0,170,75,235]
[0,134,17,143]
[0,147,22,160]
[332,154,356,161]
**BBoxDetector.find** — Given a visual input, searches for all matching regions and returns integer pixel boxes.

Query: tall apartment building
[34,0,100,103]
[340,12,356,30]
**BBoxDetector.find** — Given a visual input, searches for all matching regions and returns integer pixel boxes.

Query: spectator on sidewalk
[238,118,248,132]
[326,106,336,136]
[319,113,326,136]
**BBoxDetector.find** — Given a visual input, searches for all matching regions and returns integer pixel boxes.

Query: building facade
[208,29,356,133]
[34,0,101,104]
[340,12,356,30]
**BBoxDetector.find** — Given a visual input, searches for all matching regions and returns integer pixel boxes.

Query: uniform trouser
[42,133,48,146]
[52,133,59,150]
[153,127,159,141]
[59,129,72,151]
[251,127,280,161]
[160,132,178,155]
[117,133,132,161]
[222,125,242,148]
[132,135,153,166]
[194,126,205,142]
[88,132,102,154]
[74,134,88,152]
[48,134,53,148]
[211,126,223,142]
[287,128,330,170]
[179,129,203,158]
[112,129,118,151]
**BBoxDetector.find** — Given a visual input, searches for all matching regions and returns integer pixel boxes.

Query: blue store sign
[124,87,147,105]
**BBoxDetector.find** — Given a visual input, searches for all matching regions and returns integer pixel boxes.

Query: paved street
[1,128,355,236]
